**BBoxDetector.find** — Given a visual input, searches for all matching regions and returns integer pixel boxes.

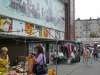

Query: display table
[0,70,27,75]
[2,72,27,75]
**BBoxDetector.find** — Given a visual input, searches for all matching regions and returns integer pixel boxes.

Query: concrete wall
[65,0,75,40]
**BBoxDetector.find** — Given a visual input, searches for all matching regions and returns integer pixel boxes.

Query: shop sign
[0,0,65,32]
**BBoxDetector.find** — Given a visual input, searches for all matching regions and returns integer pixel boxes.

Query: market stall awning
[0,33,76,44]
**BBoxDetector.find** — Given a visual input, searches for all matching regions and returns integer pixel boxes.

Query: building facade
[0,0,75,40]
[75,18,100,40]
[0,0,75,64]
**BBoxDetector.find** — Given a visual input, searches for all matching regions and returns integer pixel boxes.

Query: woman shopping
[83,47,90,64]
[33,44,47,75]
[26,53,36,75]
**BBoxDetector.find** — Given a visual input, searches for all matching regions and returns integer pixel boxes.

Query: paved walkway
[49,63,81,75]
[71,63,100,75]
[49,58,100,75]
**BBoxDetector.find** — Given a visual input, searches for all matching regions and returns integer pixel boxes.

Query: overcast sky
[75,0,100,19]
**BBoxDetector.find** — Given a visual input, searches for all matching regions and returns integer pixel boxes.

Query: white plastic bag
[71,52,75,58]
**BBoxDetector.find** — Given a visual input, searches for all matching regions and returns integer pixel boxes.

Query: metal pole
[24,36,27,75]
[56,40,58,75]
[48,31,58,75]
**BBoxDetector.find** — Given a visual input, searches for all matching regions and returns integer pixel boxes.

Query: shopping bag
[36,64,47,74]
[7,71,17,75]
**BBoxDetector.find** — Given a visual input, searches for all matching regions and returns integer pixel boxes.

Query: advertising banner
[0,16,12,32]
[33,26,39,37]
[25,23,34,36]
[0,15,64,40]
[35,25,42,37]
[48,29,55,39]
[12,19,35,36]
[0,0,65,32]
[41,27,49,38]
[12,19,25,35]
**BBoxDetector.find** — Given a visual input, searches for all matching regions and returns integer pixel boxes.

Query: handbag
[33,54,48,75]
[71,52,75,58]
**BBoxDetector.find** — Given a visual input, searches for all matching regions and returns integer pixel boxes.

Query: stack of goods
[7,71,18,75]
[11,64,27,74]
[48,68,56,75]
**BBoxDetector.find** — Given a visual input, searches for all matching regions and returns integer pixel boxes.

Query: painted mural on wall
[0,16,12,32]
[0,0,65,31]
[12,19,35,36]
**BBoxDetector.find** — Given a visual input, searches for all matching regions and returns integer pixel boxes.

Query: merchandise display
[0,62,27,75]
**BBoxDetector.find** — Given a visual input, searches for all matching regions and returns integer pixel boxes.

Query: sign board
[0,0,65,32]
[0,16,12,32]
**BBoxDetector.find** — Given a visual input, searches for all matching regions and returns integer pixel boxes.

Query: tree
[90,32,97,38]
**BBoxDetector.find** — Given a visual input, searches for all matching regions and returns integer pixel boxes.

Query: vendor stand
[0,56,27,75]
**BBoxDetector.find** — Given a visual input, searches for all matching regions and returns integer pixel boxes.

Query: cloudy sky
[75,0,100,19]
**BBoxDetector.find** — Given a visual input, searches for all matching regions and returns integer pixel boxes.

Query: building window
[80,26,82,29]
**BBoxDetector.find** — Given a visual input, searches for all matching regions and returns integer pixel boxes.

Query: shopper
[33,44,47,75]
[83,47,90,64]
[26,53,36,75]
[93,48,98,61]
[57,50,64,64]
[0,47,10,73]
[93,44,98,61]
[88,47,94,64]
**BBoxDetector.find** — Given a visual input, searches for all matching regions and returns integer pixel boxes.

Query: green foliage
[90,32,97,38]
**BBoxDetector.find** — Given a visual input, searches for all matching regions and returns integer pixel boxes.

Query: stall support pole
[56,40,59,75]
[48,31,59,75]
